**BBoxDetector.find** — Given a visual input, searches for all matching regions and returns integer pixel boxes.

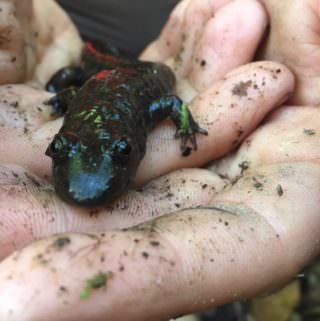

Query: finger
[0,0,82,85]
[30,0,83,85]
[0,84,53,130]
[0,0,29,83]
[140,0,191,61]
[140,0,231,65]
[170,0,217,77]
[0,85,58,178]
[210,106,320,179]
[0,121,60,180]
[189,0,267,91]
[0,165,225,259]
[258,0,320,105]
[135,61,294,185]
[0,99,55,179]
[1,162,319,321]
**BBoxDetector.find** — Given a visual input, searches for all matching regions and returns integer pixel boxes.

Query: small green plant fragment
[52,237,71,250]
[80,271,113,300]
[87,272,108,288]
[252,176,264,191]
[80,288,91,300]
[303,128,316,136]
[254,182,263,190]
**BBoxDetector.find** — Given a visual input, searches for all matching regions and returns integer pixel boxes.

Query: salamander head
[46,132,136,206]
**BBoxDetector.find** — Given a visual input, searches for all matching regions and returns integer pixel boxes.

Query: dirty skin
[45,42,207,207]
[26,229,176,303]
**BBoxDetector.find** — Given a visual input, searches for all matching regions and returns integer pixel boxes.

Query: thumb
[0,0,30,83]
[258,0,320,105]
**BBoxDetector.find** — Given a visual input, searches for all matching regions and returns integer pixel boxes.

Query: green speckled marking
[78,110,87,117]
[94,115,103,124]
[79,107,100,121]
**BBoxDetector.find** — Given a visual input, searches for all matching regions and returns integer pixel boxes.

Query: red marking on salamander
[93,68,138,82]
[85,42,123,65]
[94,69,113,80]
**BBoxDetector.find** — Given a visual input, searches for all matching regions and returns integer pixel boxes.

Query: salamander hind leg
[148,94,208,156]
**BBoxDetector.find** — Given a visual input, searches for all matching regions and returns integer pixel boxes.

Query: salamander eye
[112,138,132,157]
[45,135,68,159]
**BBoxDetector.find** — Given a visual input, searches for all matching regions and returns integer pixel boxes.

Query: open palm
[0,1,319,321]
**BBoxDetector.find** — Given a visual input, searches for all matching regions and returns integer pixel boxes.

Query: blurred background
[58,0,178,57]
[175,259,320,321]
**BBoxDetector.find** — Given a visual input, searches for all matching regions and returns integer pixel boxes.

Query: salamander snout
[58,167,115,206]
[46,134,135,206]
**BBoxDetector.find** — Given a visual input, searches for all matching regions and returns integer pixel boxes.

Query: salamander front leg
[148,95,208,156]
[45,87,79,116]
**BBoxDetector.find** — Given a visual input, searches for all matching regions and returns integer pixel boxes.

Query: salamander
[45,42,207,207]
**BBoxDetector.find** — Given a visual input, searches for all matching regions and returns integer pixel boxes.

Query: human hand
[146,0,320,106]
[0,0,82,86]
[0,1,318,321]
[258,0,320,105]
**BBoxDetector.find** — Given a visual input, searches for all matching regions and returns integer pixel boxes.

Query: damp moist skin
[45,43,207,206]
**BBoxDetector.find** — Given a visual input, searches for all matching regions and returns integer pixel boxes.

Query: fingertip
[189,0,268,91]
[140,0,191,62]
[225,61,295,94]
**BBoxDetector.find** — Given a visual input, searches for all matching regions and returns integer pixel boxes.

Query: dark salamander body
[45,43,207,206]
